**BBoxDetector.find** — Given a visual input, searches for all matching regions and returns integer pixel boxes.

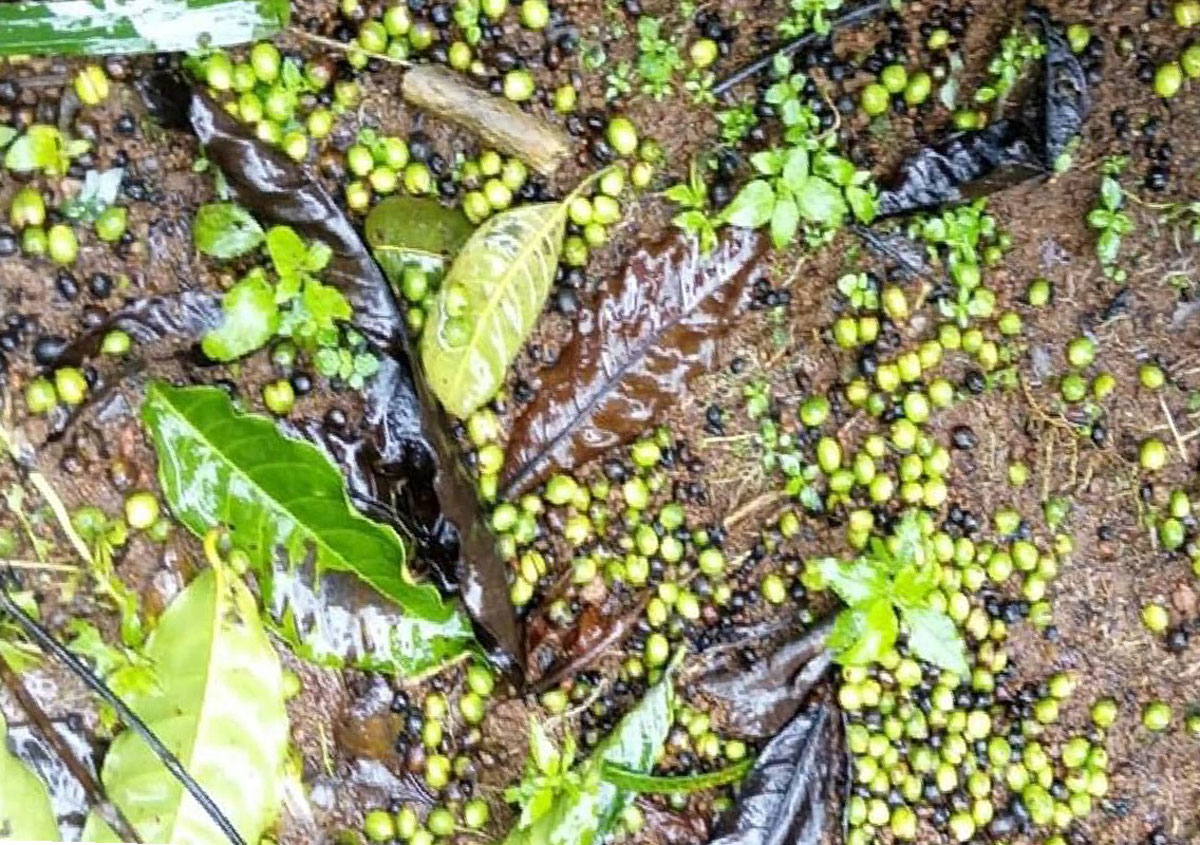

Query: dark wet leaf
[874,13,1088,217]
[50,291,222,368]
[693,617,833,740]
[501,229,766,496]
[365,196,474,279]
[0,0,289,56]
[874,120,1042,218]
[187,92,523,679]
[707,701,841,845]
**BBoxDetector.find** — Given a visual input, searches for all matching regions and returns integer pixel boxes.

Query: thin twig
[0,558,79,572]
[288,27,411,67]
[0,652,141,843]
[1159,394,1189,465]
[722,490,788,530]
[713,0,888,95]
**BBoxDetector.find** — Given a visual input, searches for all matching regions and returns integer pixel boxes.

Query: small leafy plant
[1086,157,1132,281]
[3,123,91,176]
[634,16,683,100]
[777,0,843,37]
[716,102,758,147]
[195,203,379,380]
[811,511,969,675]
[974,26,1045,105]
[665,160,720,253]
[719,143,875,249]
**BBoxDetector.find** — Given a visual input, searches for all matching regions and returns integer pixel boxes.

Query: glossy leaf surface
[502,228,765,495]
[188,92,523,678]
[707,702,841,845]
[365,196,474,279]
[81,566,288,844]
[421,201,566,419]
[141,381,476,676]
[0,0,289,56]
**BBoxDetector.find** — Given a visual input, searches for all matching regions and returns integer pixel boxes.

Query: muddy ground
[1,0,1199,842]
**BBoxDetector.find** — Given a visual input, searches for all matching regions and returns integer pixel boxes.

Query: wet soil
[2,0,1200,842]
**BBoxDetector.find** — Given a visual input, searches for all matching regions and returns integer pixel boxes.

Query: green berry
[250,41,281,82]
[47,224,78,265]
[880,64,908,93]
[503,68,535,102]
[1139,438,1168,471]
[606,117,639,157]
[24,377,57,415]
[860,83,890,116]
[690,38,718,68]
[263,379,295,416]
[10,186,46,228]
[364,809,395,842]
[54,367,87,405]
[1142,701,1172,731]
[1155,61,1184,98]
[520,0,550,28]
[124,491,161,530]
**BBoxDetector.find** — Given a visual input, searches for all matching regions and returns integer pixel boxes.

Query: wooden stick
[402,64,571,177]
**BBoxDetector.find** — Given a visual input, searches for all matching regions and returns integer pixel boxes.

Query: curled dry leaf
[875,12,1089,218]
[706,700,841,845]
[501,228,767,496]
[693,616,833,740]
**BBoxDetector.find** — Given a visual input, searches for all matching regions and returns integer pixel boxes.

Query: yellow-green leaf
[0,712,60,841]
[81,565,289,844]
[421,201,567,418]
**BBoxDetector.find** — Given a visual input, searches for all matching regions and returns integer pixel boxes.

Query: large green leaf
[503,670,675,845]
[81,565,287,844]
[0,0,289,56]
[0,713,60,841]
[365,196,474,280]
[140,381,475,675]
[815,557,887,607]
[421,201,567,418]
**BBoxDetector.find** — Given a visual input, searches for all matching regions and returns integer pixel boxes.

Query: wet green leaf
[193,202,265,259]
[0,0,289,56]
[832,598,896,666]
[140,382,475,675]
[3,124,81,175]
[769,194,800,249]
[421,200,568,418]
[902,606,968,675]
[721,179,775,229]
[795,176,847,225]
[815,558,888,606]
[0,125,15,148]
[201,270,279,362]
[81,564,288,844]
[601,758,752,793]
[365,195,474,280]
[0,712,60,841]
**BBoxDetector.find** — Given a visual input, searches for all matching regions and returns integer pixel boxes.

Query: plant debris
[187,90,524,678]
[501,228,766,496]
[875,12,1089,217]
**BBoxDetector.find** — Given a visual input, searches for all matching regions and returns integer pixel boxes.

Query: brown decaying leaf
[693,616,833,740]
[187,92,524,680]
[500,228,767,496]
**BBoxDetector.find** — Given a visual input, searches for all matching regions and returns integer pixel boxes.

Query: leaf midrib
[151,385,416,609]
